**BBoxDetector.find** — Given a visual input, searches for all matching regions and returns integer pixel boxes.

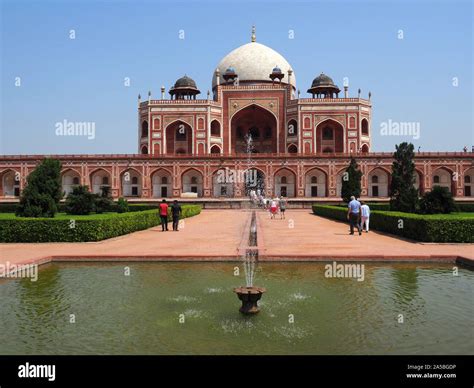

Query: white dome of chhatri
[212,28,296,89]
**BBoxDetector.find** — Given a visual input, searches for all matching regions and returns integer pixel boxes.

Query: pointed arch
[305,167,328,197]
[89,168,112,195]
[315,118,344,153]
[210,119,221,137]
[61,168,82,196]
[164,119,194,155]
[210,144,222,154]
[151,168,172,198]
[287,143,298,153]
[361,118,369,135]
[181,168,204,197]
[274,167,296,197]
[0,168,21,197]
[368,167,390,197]
[120,167,142,197]
[463,167,474,197]
[431,167,455,194]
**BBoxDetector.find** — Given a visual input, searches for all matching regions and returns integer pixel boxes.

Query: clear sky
[1,0,472,155]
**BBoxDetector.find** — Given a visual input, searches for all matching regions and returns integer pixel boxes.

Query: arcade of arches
[2,164,472,199]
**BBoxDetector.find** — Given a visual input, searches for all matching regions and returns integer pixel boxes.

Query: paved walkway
[0,210,248,265]
[257,210,474,261]
[0,210,472,269]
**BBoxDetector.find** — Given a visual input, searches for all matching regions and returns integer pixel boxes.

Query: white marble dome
[212,42,296,89]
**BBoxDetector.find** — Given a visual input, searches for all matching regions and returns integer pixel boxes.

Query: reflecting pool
[0,262,472,355]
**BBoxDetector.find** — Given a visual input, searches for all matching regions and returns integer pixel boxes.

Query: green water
[0,262,472,355]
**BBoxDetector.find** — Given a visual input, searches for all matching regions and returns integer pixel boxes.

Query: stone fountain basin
[233,286,266,314]
[233,286,266,295]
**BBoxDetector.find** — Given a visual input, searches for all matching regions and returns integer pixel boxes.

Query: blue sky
[1,0,472,154]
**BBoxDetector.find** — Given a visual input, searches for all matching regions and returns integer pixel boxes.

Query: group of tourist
[249,190,287,219]
[347,196,371,235]
[157,193,370,234]
[266,196,287,219]
[158,199,182,232]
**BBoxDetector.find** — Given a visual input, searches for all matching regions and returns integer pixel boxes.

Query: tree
[341,157,362,203]
[16,158,62,217]
[390,142,419,213]
[419,186,456,214]
[94,185,113,214]
[65,185,96,215]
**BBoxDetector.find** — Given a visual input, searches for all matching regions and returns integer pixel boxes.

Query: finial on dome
[251,25,256,42]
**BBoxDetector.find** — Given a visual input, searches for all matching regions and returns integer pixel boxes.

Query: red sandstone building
[1,29,473,202]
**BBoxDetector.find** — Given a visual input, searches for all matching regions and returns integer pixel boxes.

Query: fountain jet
[234,211,266,314]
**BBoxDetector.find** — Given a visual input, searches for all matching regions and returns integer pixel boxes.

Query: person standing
[360,201,370,233]
[279,196,286,219]
[269,198,278,219]
[159,199,169,231]
[171,200,182,231]
[346,196,362,235]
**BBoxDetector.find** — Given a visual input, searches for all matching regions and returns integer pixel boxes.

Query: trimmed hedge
[456,203,474,212]
[366,203,391,211]
[336,203,391,211]
[0,203,20,213]
[0,202,197,213]
[0,205,201,243]
[312,205,474,243]
[336,202,474,212]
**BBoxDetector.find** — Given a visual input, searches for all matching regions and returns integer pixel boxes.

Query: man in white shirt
[360,201,370,233]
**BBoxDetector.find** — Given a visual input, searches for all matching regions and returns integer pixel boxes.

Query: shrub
[16,158,62,218]
[94,186,114,214]
[312,204,473,243]
[419,186,456,214]
[116,197,129,213]
[65,185,96,215]
[0,205,202,242]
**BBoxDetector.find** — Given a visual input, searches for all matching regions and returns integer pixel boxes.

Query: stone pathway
[257,209,474,261]
[0,210,248,265]
[0,210,472,269]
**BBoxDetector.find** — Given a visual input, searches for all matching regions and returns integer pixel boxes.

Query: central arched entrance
[231,105,277,154]
[244,168,265,196]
